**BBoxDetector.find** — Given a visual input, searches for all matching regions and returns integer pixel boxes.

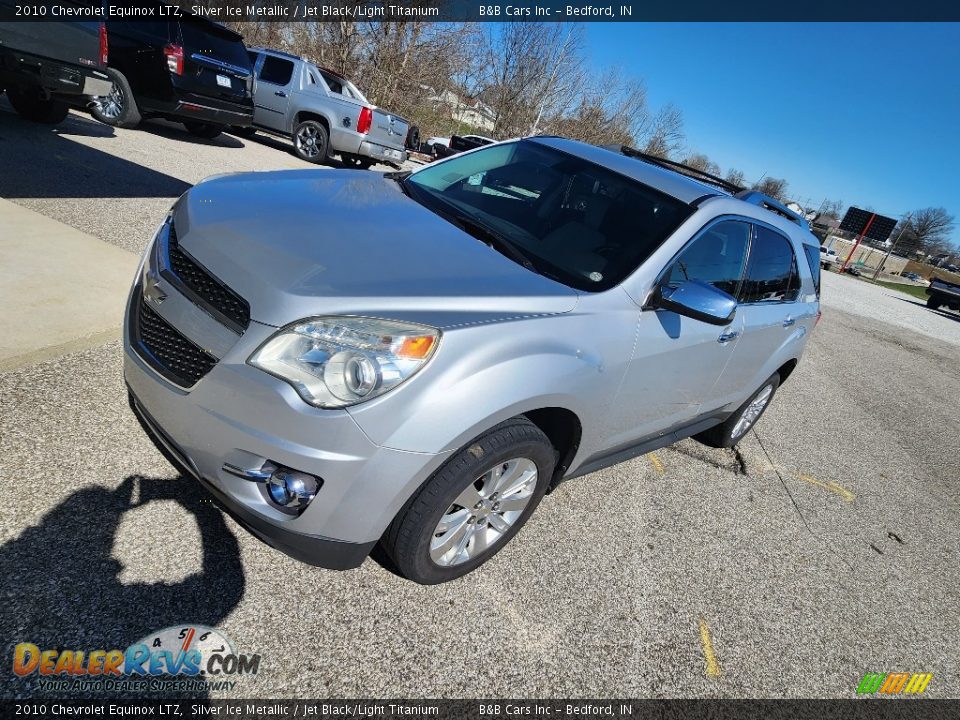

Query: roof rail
[612,145,744,194]
[735,190,810,230]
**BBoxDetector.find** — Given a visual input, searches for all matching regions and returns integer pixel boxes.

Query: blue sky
[585,23,960,245]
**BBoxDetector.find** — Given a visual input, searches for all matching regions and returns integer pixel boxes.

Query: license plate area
[216,74,232,88]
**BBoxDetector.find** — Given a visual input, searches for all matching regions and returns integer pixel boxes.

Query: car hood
[173,170,579,328]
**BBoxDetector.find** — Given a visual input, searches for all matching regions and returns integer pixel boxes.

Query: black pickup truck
[433,133,495,159]
[0,11,112,123]
[926,276,960,313]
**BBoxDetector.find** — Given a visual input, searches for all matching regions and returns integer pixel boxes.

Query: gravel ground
[1,108,958,699]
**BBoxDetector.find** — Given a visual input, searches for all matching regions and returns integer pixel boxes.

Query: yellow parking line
[797,473,855,503]
[647,452,665,475]
[698,619,721,678]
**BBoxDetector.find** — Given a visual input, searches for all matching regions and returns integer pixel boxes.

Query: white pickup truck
[819,246,839,269]
[242,47,408,168]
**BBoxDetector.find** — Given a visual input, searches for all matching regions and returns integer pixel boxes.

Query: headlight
[249,317,439,408]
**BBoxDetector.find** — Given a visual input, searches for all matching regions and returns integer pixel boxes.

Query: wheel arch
[776,358,799,385]
[293,110,330,135]
[523,407,582,489]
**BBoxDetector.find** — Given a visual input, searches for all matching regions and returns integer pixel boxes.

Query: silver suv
[242,48,408,168]
[124,138,821,584]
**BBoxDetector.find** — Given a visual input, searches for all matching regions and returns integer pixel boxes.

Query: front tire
[5,89,69,124]
[383,418,555,584]
[696,373,781,448]
[926,296,940,309]
[293,119,329,164]
[90,68,141,128]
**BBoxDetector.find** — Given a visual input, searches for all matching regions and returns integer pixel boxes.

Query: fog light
[267,468,319,510]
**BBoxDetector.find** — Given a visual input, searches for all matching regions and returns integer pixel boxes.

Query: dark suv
[90,18,253,139]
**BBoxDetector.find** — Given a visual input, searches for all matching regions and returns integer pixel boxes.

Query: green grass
[861,277,929,301]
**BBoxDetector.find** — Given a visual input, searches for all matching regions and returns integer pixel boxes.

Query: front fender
[346,312,634,457]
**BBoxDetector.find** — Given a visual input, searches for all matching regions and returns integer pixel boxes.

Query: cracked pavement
[1,105,958,699]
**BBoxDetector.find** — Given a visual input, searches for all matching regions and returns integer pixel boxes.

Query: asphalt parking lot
[1,104,958,700]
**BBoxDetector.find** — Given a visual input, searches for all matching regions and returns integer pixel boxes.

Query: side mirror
[654,280,737,326]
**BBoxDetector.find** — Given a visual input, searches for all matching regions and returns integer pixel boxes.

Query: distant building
[422,85,497,132]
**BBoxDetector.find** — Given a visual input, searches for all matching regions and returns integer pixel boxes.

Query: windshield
[404,140,693,291]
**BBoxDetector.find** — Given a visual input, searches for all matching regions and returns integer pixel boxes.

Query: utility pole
[871,212,912,280]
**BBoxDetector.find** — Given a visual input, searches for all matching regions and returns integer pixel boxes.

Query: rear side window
[179,20,251,69]
[741,226,800,303]
[259,56,294,86]
[662,220,751,297]
[801,243,821,297]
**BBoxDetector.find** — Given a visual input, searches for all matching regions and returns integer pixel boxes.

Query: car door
[253,55,295,131]
[718,224,804,399]
[605,218,751,449]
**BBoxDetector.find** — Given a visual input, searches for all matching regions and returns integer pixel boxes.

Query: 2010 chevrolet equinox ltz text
[124,138,821,584]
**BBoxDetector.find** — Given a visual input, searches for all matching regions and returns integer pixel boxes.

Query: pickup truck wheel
[184,122,223,139]
[90,69,140,128]
[293,120,329,164]
[926,296,940,309]
[383,418,555,584]
[5,89,69,124]
[695,373,780,449]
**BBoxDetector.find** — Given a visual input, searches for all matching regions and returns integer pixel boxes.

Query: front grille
[166,224,250,331]
[134,297,217,387]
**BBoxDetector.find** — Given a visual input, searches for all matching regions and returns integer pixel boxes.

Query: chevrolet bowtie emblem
[143,272,167,305]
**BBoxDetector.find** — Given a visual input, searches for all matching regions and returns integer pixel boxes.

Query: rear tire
[926,296,940,309]
[383,418,555,584]
[90,68,141,128]
[230,125,257,138]
[184,121,223,139]
[5,89,69,124]
[695,373,781,448]
[292,119,329,164]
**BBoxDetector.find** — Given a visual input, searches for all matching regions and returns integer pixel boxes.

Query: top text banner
[2,0,958,21]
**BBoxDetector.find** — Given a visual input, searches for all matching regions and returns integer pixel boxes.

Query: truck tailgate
[367,109,408,152]
[0,19,103,70]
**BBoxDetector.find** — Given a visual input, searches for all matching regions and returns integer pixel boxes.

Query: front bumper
[128,390,375,569]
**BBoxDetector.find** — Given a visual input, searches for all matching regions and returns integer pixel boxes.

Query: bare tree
[752,177,789,201]
[725,168,745,188]
[896,207,956,256]
[640,104,683,158]
[683,153,721,177]
[483,22,586,138]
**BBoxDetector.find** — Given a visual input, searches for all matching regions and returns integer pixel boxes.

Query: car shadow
[0,475,245,700]
[0,104,191,199]
[890,296,960,322]
[229,128,363,169]
[138,118,245,149]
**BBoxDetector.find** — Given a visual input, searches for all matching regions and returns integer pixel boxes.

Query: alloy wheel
[430,457,538,567]
[93,83,124,119]
[295,125,321,158]
[732,384,774,439]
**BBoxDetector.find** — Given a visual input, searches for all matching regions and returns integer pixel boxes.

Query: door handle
[717,329,740,344]
[274,90,287,97]
[782,316,796,328]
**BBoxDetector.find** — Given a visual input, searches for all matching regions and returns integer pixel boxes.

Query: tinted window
[259,56,294,86]
[741,227,800,303]
[179,21,251,69]
[404,140,693,292]
[801,244,821,296]
[662,220,750,297]
[132,21,169,42]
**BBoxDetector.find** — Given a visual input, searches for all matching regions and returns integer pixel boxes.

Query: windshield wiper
[387,171,412,197]
[448,213,539,275]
